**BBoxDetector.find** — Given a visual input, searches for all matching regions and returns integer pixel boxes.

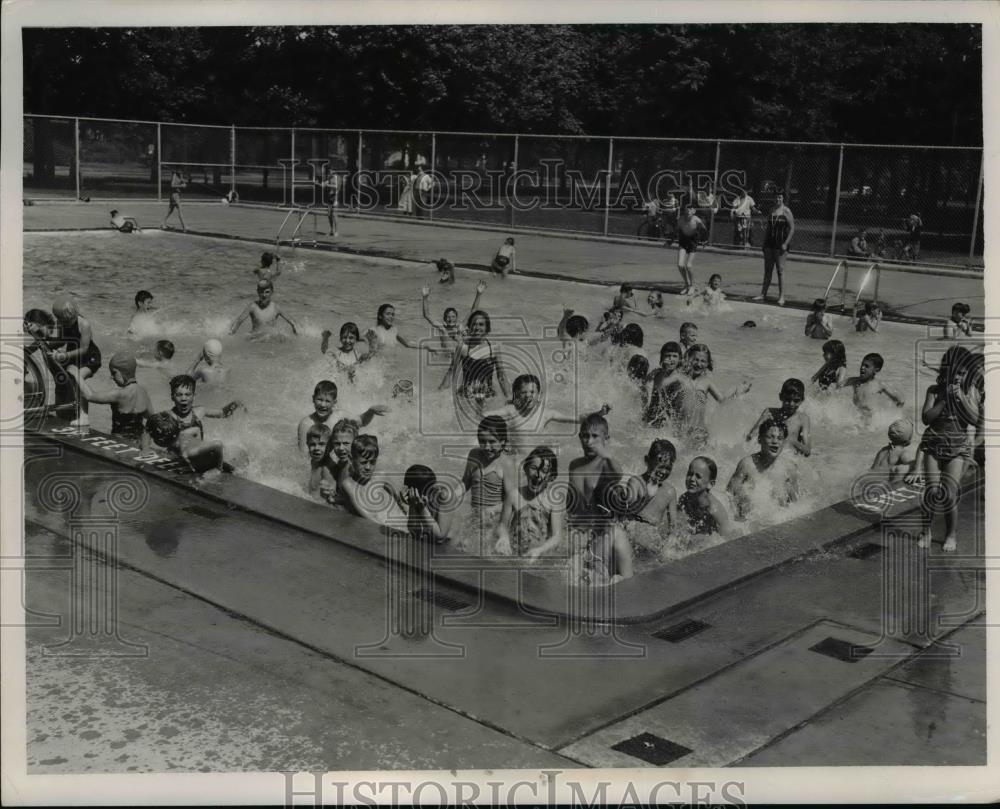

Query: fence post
[230,125,236,195]
[429,132,436,221]
[156,123,162,203]
[708,139,721,244]
[510,134,519,228]
[603,138,614,237]
[356,130,363,211]
[829,143,845,257]
[289,127,296,206]
[969,148,984,264]
[74,118,80,201]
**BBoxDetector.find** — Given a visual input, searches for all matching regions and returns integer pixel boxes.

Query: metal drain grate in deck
[611,732,692,766]
[848,542,883,559]
[411,588,472,612]
[181,504,227,520]
[808,636,874,663]
[653,618,711,643]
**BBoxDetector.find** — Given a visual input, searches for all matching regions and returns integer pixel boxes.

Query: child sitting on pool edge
[66,351,152,447]
[491,237,516,277]
[296,379,387,454]
[110,209,141,233]
[869,418,918,484]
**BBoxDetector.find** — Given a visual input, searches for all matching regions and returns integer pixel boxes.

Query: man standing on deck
[754,191,795,306]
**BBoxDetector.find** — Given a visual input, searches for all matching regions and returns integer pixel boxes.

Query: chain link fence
[23,114,984,268]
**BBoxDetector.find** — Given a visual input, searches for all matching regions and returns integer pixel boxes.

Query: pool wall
[24,419,939,626]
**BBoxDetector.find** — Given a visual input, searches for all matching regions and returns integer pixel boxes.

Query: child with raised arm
[320,322,375,382]
[870,418,918,484]
[594,308,624,344]
[804,298,834,339]
[296,380,387,454]
[254,251,282,283]
[160,374,244,473]
[644,342,692,428]
[844,352,905,420]
[745,378,811,456]
[612,284,647,317]
[366,303,425,353]
[305,423,336,501]
[189,339,229,385]
[336,435,398,526]
[67,352,152,446]
[678,456,734,536]
[491,237,517,277]
[399,465,452,544]
[854,301,882,333]
[454,416,517,552]
[692,274,725,308]
[494,446,566,559]
[811,339,847,390]
[230,279,299,336]
[727,420,799,520]
[110,209,141,233]
[684,343,753,406]
[943,302,972,340]
[566,413,634,585]
[907,346,980,552]
[421,280,486,357]
[441,310,510,412]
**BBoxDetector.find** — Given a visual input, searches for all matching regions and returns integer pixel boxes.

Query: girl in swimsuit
[161,171,187,231]
[677,456,733,537]
[907,346,980,552]
[811,339,847,390]
[494,445,565,559]
[456,416,515,554]
[679,344,752,446]
[366,303,424,353]
[66,352,152,446]
[420,281,486,360]
[320,322,373,382]
[442,309,509,413]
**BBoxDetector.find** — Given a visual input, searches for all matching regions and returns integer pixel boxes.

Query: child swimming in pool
[811,339,847,390]
[943,302,972,340]
[254,251,282,283]
[189,339,229,385]
[400,464,453,544]
[870,418,918,484]
[296,380,387,454]
[644,341,690,428]
[435,258,455,285]
[320,322,374,381]
[366,303,425,353]
[127,290,155,335]
[441,310,510,412]
[612,283,647,317]
[494,445,566,559]
[158,374,245,473]
[454,416,516,553]
[230,279,299,336]
[137,340,179,377]
[854,301,882,333]
[844,352,905,421]
[679,321,699,353]
[566,413,634,585]
[421,280,486,358]
[481,374,589,454]
[66,352,152,447]
[690,273,725,308]
[678,456,734,536]
[318,418,360,507]
[336,434,398,526]
[804,298,834,340]
[727,420,799,520]
[594,308,624,344]
[624,439,678,534]
[745,378,811,456]
[305,423,336,501]
[646,291,664,317]
[684,342,753,410]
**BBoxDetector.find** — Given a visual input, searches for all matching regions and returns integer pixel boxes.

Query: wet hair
[616,323,644,348]
[758,418,789,442]
[690,455,718,483]
[340,321,361,340]
[660,341,682,359]
[313,379,338,399]
[937,345,975,388]
[619,283,633,294]
[330,417,360,437]
[403,464,438,498]
[146,411,180,448]
[566,315,589,337]
[862,352,885,372]
[680,322,698,335]
[443,307,458,320]
[169,374,196,394]
[306,423,332,443]
[780,378,806,399]
[822,339,846,369]
[685,343,714,372]
[580,412,610,437]
[154,340,175,359]
[466,309,492,333]
[523,445,558,482]
[646,438,677,466]
[952,302,971,316]
[627,354,650,384]
[377,303,394,324]
[513,374,541,393]
[351,434,379,460]
[708,273,722,286]
[812,298,826,312]
[134,290,153,308]
[24,308,55,329]
[477,415,508,444]
[260,251,280,268]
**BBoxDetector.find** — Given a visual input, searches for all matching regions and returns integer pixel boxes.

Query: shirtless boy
[230,279,299,336]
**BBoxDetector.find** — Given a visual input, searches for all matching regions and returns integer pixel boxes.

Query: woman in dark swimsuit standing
[754,192,795,306]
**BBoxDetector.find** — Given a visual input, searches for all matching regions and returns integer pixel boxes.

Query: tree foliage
[23,23,981,144]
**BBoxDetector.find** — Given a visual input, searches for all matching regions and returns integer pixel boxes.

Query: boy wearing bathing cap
[870,418,918,483]
[230,279,299,336]
[66,351,153,446]
[189,338,229,385]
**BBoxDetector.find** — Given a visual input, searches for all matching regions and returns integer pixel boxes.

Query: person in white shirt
[730,189,758,247]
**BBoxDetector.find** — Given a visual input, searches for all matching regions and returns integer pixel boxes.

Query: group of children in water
[23,252,984,582]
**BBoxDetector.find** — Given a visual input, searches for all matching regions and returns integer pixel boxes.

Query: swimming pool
[24,230,931,564]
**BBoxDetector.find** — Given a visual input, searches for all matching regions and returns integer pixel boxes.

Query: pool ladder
[275,206,320,248]
[824,260,880,310]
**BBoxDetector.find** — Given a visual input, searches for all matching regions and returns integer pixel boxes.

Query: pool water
[23,231,929,563]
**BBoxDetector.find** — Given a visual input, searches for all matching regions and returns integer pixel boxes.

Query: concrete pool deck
[17,205,989,771]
